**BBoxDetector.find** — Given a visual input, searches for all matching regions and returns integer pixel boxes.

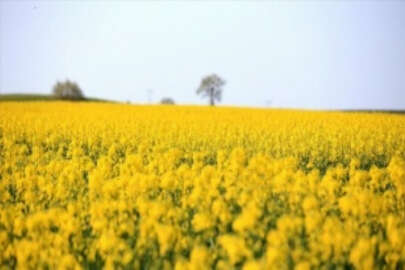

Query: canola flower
[0,102,405,269]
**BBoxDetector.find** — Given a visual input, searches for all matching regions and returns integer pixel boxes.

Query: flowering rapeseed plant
[0,102,404,269]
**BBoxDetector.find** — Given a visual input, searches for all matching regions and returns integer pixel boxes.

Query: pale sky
[1,1,404,109]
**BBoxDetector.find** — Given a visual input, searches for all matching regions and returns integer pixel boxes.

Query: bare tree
[196,74,225,106]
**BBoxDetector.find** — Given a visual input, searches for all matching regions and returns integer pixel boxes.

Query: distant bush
[52,80,85,100]
[160,97,175,105]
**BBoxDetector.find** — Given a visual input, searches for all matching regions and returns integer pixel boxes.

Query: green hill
[0,94,113,103]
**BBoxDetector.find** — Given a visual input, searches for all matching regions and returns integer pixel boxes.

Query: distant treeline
[341,109,405,115]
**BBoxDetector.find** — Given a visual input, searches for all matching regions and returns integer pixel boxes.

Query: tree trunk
[209,88,215,106]
[209,95,214,106]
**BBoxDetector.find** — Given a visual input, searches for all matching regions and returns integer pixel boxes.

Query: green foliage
[52,80,85,101]
[196,74,225,106]
[160,97,175,105]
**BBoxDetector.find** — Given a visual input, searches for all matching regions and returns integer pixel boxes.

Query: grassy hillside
[0,93,113,103]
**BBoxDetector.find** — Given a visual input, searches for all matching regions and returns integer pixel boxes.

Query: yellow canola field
[0,102,405,269]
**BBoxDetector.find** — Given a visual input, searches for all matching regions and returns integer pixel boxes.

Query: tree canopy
[52,80,85,101]
[196,74,225,106]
